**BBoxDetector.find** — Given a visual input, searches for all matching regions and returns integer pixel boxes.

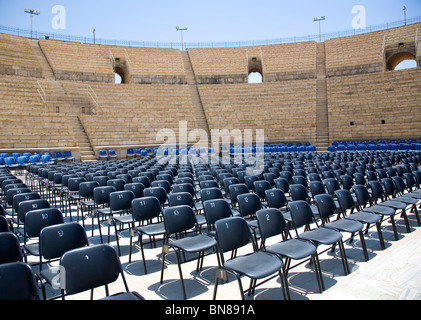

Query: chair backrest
[116,174,133,184]
[335,189,358,213]
[0,262,40,300]
[244,175,259,191]
[203,199,232,229]
[256,208,287,244]
[339,175,354,191]
[107,179,126,191]
[214,217,255,261]
[314,194,337,220]
[60,244,129,296]
[124,183,145,198]
[12,192,41,215]
[93,176,109,187]
[79,181,100,198]
[0,215,9,232]
[39,222,89,261]
[200,187,224,202]
[290,184,309,202]
[143,187,168,206]
[352,185,372,208]
[265,188,288,210]
[223,177,240,195]
[228,183,250,205]
[289,200,317,232]
[6,187,31,206]
[253,180,272,199]
[18,199,51,224]
[93,186,116,206]
[402,173,416,191]
[109,190,135,212]
[133,176,151,188]
[354,173,367,186]
[67,177,87,192]
[274,178,290,194]
[131,197,162,222]
[151,180,171,194]
[168,192,195,208]
[381,177,398,198]
[368,180,386,203]
[309,181,327,199]
[237,193,262,219]
[172,183,195,197]
[163,205,197,236]
[24,208,64,239]
[324,178,341,196]
[199,179,218,189]
[0,232,23,263]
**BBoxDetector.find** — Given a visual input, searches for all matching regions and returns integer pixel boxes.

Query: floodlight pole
[403,6,407,26]
[24,8,40,40]
[314,16,326,43]
[176,26,188,50]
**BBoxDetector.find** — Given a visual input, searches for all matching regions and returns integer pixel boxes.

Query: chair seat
[395,197,419,205]
[134,222,166,237]
[195,214,207,226]
[363,205,395,216]
[224,251,283,279]
[299,227,342,245]
[379,200,407,210]
[265,238,317,260]
[323,218,364,234]
[168,234,216,253]
[112,214,134,224]
[24,243,39,256]
[345,211,381,224]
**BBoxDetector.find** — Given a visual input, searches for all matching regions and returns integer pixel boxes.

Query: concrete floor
[30,199,421,301]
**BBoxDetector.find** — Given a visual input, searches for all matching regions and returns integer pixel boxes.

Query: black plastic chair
[369,180,411,237]
[203,198,233,234]
[124,182,145,198]
[17,199,51,236]
[314,194,369,261]
[213,216,288,300]
[288,200,350,276]
[77,181,100,226]
[23,208,64,261]
[228,183,250,210]
[160,205,218,299]
[129,196,166,273]
[38,222,89,299]
[386,177,421,226]
[92,186,116,241]
[0,215,9,232]
[352,184,401,241]
[0,232,24,264]
[0,262,40,300]
[335,189,385,250]
[108,190,136,255]
[143,187,168,207]
[60,244,144,300]
[168,191,206,227]
[256,208,324,296]
[253,180,272,204]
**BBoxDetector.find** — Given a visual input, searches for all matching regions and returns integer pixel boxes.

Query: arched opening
[114,66,126,84]
[386,51,417,71]
[394,59,417,70]
[248,72,263,83]
[115,73,122,84]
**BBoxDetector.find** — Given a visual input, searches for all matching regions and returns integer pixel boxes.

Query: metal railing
[1,15,420,49]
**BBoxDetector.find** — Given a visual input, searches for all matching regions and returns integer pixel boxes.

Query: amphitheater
[0,19,421,302]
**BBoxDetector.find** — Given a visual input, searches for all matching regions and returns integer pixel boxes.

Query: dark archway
[114,66,127,84]
[386,51,417,71]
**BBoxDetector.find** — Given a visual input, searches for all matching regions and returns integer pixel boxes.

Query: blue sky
[0,0,420,44]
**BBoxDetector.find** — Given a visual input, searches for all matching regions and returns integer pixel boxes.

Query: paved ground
[31,199,421,301]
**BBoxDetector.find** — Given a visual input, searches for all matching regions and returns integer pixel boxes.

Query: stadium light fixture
[24,8,40,40]
[176,26,188,50]
[403,6,407,26]
[314,16,326,43]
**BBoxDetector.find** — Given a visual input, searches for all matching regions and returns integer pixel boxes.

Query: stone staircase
[181,51,210,138]
[315,42,329,152]
[67,115,97,162]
